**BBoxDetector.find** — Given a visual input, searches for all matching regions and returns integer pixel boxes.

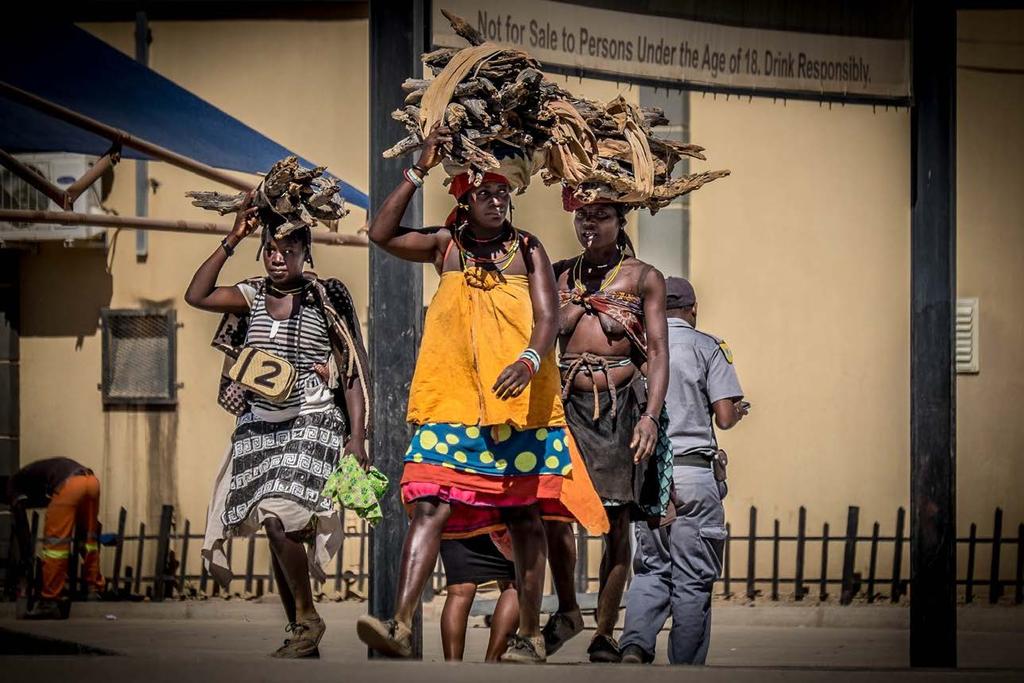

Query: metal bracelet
[404,167,424,188]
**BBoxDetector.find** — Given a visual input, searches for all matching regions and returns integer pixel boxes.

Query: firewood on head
[441,8,486,46]
[385,10,729,211]
[187,157,349,236]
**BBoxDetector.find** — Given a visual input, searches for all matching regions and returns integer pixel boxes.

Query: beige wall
[956,10,1024,579]
[688,92,911,581]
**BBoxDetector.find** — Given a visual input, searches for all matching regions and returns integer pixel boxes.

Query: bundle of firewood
[388,11,728,211]
[186,156,348,236]
[559,96,731,213]
[387,10,588,188]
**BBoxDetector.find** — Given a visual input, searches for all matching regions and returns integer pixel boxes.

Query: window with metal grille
[101,309,177,405]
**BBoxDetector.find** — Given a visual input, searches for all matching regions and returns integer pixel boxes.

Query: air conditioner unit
[0,152,107,243]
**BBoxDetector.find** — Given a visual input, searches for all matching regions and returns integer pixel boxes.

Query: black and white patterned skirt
[222,407,347,529]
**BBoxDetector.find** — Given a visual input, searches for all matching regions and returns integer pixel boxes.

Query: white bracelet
[518,349,541,374]
[404,167,424,189]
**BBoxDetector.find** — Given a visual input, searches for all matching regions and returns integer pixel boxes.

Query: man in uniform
[619,277,747,664]
[4,457,104,618]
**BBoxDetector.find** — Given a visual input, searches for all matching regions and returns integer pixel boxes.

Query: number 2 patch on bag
[228,347,296,402]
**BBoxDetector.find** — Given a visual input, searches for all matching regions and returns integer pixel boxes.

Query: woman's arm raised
[184,190,258,313]
[367,125,453,266]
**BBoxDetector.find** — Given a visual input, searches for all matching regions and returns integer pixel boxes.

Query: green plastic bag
[322,455,389,526]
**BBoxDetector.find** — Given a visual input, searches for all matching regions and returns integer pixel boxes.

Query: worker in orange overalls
[4,457,104,618]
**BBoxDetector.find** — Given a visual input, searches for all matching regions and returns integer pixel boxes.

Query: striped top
[240,282,333,414]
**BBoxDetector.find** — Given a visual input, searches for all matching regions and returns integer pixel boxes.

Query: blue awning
[0,23,368,209]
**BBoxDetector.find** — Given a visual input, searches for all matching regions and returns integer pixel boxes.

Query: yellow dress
[403,268,608,536]
[407,271,564,428]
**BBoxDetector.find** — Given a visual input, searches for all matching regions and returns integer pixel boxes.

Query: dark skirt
[440,535,515,586]
[564,375,667,515]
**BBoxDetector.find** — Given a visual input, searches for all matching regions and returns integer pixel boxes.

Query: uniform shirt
[664,318,743,457]
[6,457,86,508]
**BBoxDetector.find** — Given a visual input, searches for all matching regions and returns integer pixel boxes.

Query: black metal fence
[4,504,1023,606]
[98,504,375,602]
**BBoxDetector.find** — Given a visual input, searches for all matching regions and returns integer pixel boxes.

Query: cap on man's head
[665,277,696,309]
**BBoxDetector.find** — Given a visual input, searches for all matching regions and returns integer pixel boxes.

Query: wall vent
[101,309,177,405]
[956,297,979,374]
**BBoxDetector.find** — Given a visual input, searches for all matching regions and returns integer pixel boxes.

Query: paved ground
[2,600,1022,682]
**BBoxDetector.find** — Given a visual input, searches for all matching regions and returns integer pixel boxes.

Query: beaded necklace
[267,280,311,296]
[572,250,624,294]
[459,227,508,245]
[453,226,521,273]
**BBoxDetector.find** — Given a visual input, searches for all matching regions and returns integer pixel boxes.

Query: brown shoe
[500,634,547,664]
[271,616,325,658]
[356,615,412,658]
[541,609,584,656]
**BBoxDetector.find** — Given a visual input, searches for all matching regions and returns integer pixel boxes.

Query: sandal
[356,615,413,658]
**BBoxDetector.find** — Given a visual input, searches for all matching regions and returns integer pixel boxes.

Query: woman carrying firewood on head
[540,190,671,663]
[355,125,606,664]
[540,93,729,661]
[184,162,370,659]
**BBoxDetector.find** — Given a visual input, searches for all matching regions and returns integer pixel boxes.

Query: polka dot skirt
[404,423,572,478]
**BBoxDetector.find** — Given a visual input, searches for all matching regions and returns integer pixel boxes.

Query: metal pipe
[65,146,120,203]
[0,209,368,247]
[0,147,69,208]
[135,10,151,259]
[0,80,252,191]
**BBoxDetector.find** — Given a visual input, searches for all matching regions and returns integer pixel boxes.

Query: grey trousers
[620,465,727,664]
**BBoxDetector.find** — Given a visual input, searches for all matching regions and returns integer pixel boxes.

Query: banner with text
[432,1,910,101]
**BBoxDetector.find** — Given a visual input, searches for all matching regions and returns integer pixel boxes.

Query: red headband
[445,172,511,226]
[561,184,618,212]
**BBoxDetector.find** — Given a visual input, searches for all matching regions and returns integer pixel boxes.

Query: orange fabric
[407,273,565,429]
[560,431,610,534]
[42,474,103,598]
[400,479,575,539]
[400,462,565,499]
[401,455,608,535]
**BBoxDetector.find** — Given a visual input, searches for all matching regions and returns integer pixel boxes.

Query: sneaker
[541,609,584,656]
[620,644,651,664]
[271,616,325,658]
[356,615,412,658]
[587,633,622,663]
[23,600,66,620]
[500,634,546,664]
